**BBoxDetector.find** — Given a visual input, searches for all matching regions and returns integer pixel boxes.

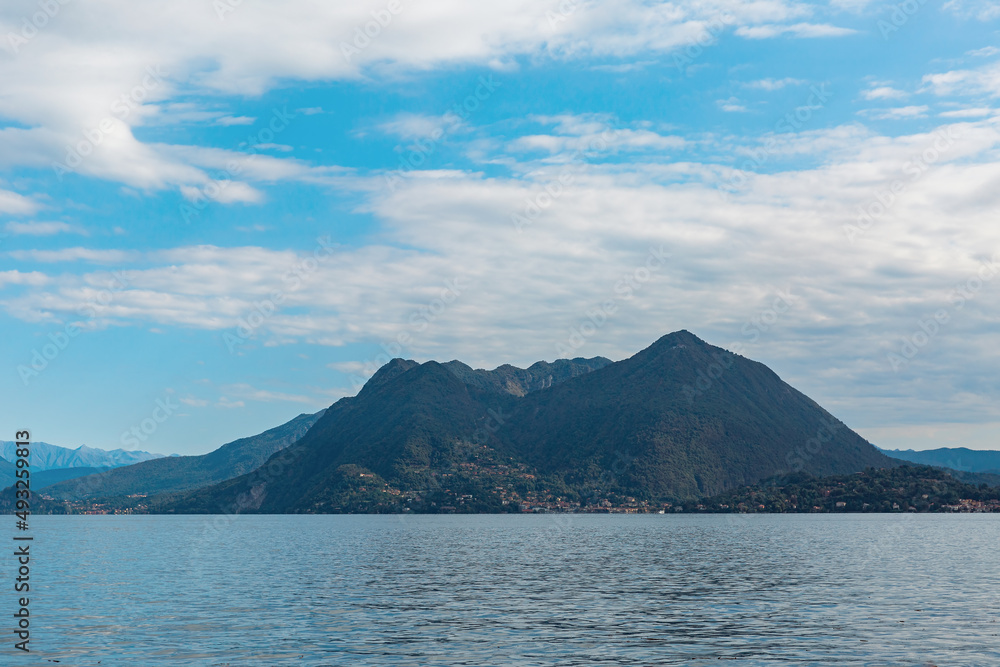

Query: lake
[10,514,1000,665]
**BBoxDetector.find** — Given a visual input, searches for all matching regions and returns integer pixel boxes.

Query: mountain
[0,458,15,488]
[440,357,612,395]
[41,411,323,501]
[0,441,163,472]
[0,465,111,492]
[882,447,1000,474]
[156,331,894,514]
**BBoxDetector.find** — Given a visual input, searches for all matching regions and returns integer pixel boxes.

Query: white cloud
[7,118,1000,437]
[939,107,994,118]
[717,97,748,112]
[943,0,1000,21]
[743,77,806,90]
[861,105,929,120]
[179,397,209,407]
[509,114,686,155]
[0,270,50,288]
[922,61,1000,97]
[8,248,138,264]
[327,361,372,375]
[735,22,857,39]
[378,113,454,140]
[255,144,294,152]
[5,221,85,236]
[0,189,39,215]
[223,383,319,405]
[0,0,819,205]
[862,85,908,100]
[590,61,656,73]
[215,115,256,126]
[967,46,1000,58]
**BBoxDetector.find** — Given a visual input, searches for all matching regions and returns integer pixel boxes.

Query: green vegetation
[692,465,1000,513]
[154,332,896,514]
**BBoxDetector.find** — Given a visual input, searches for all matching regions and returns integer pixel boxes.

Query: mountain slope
[496,330,892,498]
[441,357,612,396]
[0,441,163,471]
[42,411,323,500]
[156,332,892,513]
[0,458,15,489]
[157,355,610,513]
[194,360,530,513]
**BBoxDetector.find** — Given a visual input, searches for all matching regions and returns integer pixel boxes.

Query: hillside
[691,465,1000,513]
[495,330,891,499]
[0,458,14,488]
[154,332,894,514]
[42,411,322,500]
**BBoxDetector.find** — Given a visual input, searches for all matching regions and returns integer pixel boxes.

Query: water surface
[10,514,1000,665]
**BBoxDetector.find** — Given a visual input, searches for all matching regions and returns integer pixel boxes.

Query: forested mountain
[155,332,894,514]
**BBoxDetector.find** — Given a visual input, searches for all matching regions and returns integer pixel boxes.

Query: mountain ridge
[152,331,895,513]
[0,441,164,472]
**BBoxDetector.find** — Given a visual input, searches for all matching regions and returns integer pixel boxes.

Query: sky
[1,0,999,456]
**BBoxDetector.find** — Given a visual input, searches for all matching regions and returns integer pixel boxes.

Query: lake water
[8,514,1000,665]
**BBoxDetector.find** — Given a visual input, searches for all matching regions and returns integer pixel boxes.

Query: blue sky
[2,0,999,455]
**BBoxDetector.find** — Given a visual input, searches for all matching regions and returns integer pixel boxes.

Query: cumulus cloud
[6,118,1000,435]
[922,61,1000,97]
[0,0,843,206]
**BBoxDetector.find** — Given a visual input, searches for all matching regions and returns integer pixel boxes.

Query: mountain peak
[650,329,705,348]
[359,358,419,396]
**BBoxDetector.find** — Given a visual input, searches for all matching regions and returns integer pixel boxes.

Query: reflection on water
[21,514,1000,665]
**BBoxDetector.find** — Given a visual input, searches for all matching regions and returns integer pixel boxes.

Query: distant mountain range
[0,441,164,472]
[19,331,996,516]
[154,331,895,514]
[41,411,323,500]
[0,441,165,490]
[882,447,1000,474]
